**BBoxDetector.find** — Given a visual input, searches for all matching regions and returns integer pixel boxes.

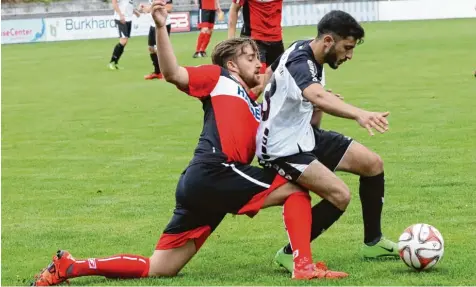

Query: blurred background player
[141,0,173,80]
[108,0,141,70]
[192,0,222,58]
[227,0,284,95]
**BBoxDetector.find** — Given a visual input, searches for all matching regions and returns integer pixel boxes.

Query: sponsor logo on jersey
[237,85,261,121]
[307,59,319,82]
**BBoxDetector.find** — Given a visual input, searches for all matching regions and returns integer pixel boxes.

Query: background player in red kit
[193,0,222,58]
[227,0,284,95]
[31,1,348,285]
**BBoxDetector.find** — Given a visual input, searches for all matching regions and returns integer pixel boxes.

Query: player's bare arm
[227,2,241,39]
[310,90,343,128]
[302,83,390,136]
[112,0,125,23]
[215,0,222,12]
[151,0,189,90]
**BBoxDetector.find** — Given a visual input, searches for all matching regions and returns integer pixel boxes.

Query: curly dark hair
[317,10,365,44]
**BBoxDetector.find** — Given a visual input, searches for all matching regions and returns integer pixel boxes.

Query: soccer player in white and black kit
[256,10,400,274]
[142,0,173,80]
[108,0,140,70]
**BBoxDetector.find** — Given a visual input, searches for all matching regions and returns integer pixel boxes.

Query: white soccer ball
[398,223,444,271]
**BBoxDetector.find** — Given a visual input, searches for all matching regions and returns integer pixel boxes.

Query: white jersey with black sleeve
[114,0,135,21]
[256,40,325,161]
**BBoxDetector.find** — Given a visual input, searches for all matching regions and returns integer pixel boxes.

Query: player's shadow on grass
[360,256,401,262]
[391,267,449,275]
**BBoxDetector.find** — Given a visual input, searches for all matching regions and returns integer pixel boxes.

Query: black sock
[283,199,344,254]
[360,172,384,245]
[150,53,160,74]
[110,43,125,64]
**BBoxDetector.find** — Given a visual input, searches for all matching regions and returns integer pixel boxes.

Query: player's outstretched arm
[151,0,189,90]
[227,1,241,39]
[302,84,389,135]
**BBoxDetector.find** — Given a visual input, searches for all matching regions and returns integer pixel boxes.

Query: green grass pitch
[2,18,476,286]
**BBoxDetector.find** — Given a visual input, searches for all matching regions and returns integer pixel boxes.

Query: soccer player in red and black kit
[193,0,222,58]
[31,1,348,285]
[227,0,284,94]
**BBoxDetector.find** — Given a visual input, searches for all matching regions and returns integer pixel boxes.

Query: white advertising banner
[42,12,190,42]
[379,0,476,21]
[45,15,119,41]
[2,0,475,44]
[1,18,47,44]
[282,1,379,27]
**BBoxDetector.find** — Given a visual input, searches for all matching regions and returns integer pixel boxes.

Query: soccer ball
[398,223,444,271]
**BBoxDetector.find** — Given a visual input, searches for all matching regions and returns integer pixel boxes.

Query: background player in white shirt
[256,10,399,273]
[108,0,141,70]
[140,0,173,80]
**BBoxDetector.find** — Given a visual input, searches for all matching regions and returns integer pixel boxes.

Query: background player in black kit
[140,0,173,80]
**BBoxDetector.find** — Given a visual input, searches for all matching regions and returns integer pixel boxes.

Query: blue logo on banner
[31,18,46,42]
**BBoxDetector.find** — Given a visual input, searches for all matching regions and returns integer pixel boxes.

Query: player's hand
[151,0,168,27]
[120,14,126,23]
[356,111,390,136]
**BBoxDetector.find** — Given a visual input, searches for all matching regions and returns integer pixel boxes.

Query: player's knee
[148,255,180,277]
[366,153,384,176]
[332,183,351,210]
[201,27,210,33]
[120,38,128,46]
[148,46,155,53]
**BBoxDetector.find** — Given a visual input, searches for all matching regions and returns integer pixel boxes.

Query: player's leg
[31,211,221,286]
[194,10,207,58]
[225,164,347,279]
[109,20,131,69]
[199,11,215,57]
[333,138,398,258]
[262,153,350,272]
[145,26,162,80]
[31,173,224,286]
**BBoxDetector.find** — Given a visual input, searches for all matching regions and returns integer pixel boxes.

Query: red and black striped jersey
[178,65,261,165]
[198,0,216,10]
[234,0,283,42]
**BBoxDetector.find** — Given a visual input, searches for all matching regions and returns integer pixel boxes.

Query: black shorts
[255,40,285,67]
[156,161,286,250]
[259,128,353,181]
[115,20,132,38]
[148,24,171,47]
[198,9,216,28]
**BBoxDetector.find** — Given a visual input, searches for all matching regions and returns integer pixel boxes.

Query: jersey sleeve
[182,65,221,98]
[232,0,246,6]
[285,54,322,92]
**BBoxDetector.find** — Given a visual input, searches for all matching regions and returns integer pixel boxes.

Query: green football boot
[274,247,293,272]
[361,237,399,259]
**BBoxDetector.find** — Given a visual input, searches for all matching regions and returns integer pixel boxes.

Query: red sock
[196,32,205,52]
[283,192,312,270]
[69,254,149,278]
[200,33,212,52]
